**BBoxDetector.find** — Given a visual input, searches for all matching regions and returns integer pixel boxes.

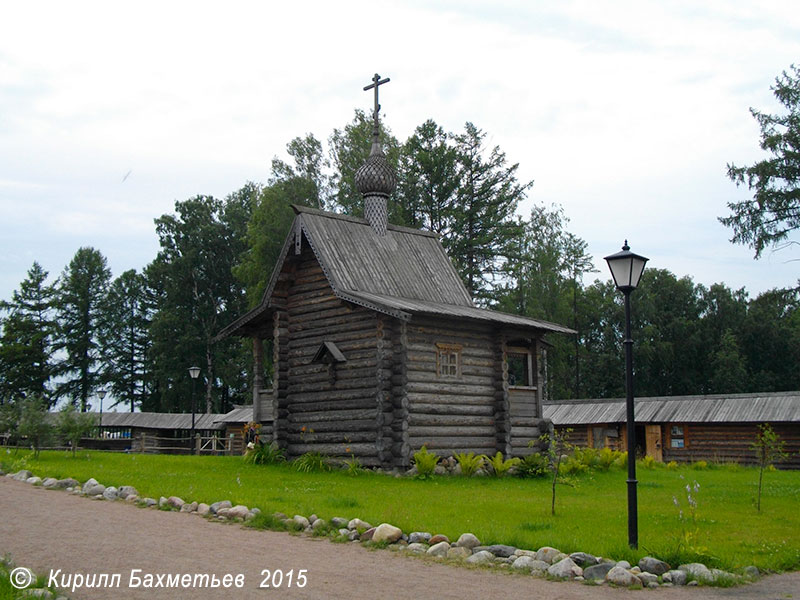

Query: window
[507,347,534,388]
[436,343,461,378]
[670,425,686,448]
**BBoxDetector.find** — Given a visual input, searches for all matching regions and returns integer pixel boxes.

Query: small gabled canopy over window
[311,341,347,366]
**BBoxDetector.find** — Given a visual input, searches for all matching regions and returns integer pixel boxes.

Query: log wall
[281,242,381,465]
[404,316,499,457]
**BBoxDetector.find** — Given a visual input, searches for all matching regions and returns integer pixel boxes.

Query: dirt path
[1,478,798,600]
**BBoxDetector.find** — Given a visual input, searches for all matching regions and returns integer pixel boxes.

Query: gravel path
[2,477,798,599]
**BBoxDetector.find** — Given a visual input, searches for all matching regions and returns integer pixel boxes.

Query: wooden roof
[92,412,227,430]
[218,206,574,338]
[543,391,800,425]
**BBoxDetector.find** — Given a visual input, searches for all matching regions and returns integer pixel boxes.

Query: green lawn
[5,450,800,573]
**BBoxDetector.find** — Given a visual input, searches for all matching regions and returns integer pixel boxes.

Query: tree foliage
[55,247,111,411]
[57,403,98,457]
[722,65,800,259]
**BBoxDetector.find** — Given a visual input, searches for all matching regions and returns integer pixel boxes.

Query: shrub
[292,451,332,473]
[573,447,600,470]
[515,453,549,478]
[666,460,679,470]
[453,452,485,477]
[244,441,287,465]
[412,446,439,478]
[487,451,520,477]
[343,456,365,476]
[691,460,709,470]
[560,457,589,475]
[639,455,659,470]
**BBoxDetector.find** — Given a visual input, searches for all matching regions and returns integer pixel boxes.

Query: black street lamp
[604,240,648,549]
[97,389,106,437]
[188,366,201,455]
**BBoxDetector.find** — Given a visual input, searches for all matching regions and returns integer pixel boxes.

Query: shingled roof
[543,391,800,425]
[217,206,575,339]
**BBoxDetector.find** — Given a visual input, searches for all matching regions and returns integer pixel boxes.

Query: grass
[5,450,800,574]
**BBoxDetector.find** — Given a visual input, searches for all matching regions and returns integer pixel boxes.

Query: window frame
[669,424,688,449]
[507,346,536,390]
[435,342,462,379]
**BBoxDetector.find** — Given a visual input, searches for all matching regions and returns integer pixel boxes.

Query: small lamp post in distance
[188,366,201,455]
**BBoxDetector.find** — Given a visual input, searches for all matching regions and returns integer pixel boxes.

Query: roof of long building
[543,391,800,425]
[79,412,228,430]
[218,206,575,338]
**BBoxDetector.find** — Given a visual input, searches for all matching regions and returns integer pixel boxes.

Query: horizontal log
[288,377,382,395]
[406,343,495,359]
[408,425,496,437]
[286,417,377,431]
[405,370,493,386]
[408,393,494,405]
[408,413,495,427]
[287,431,375,444]
[288,297,342,317]
[408,437,498,451]
[289,398,378,414]
[409,402,494,417]
[289,318,376,340]
[287,442,377,457]
[406,382,495,396]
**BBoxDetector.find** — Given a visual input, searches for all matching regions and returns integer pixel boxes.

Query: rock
[647,581,660,588]
[569,552,598,567]
[433,464,447,475]
[711,568,735,582]
[167,496,184,509]
[360,527,376,541]
[209,500,232,515]
[615,560,631,569]
[447,547,471,559]
[228,505,249,520]
[330,517,349,529]
[744,565,760,579]
[535,546,562,564]
[311,518,328,531]
[372,523,403,544]
[181,501,199,513]
[679,563,713,583]
[665,570,687,585]
[54,478,79,489]
[158,496,168,508]
[13,470,33,481]
[42,478,59,488]
[143,498,157,507]
[102,487,118,501]
[513,549,536,558]
[308,514,318,525]
[427,541,450,557]
[346,530,359,541]
[408,531,432,544]
[272,512,287,520]
[406,543,428,554]
[547,557,583,580]
[84,484,106,496]
[639,556,670,575]
[26,476,43,485]
[630,566,641,574]
[484,544,516,558]
[454,533,481,549]
[117,485,139,499]
[293,515,310,529]
[428,534,450,545]
[250,508,261,516]
[605,566,641,587]
[638,572,659,585]
[348,518,372,531]
[125,495,138,503]
[583,562,615,581]
[197,503,210,516]
[466,550,494,565]
[511,556,541,571]
[687,580,699,587]
[81,478,98,492]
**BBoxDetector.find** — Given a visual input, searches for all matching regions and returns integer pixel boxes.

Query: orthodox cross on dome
[363,73,390,122]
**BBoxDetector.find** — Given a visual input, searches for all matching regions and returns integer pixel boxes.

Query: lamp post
[188,366,201,455]
[604,240,648,549]
[97,389,106,438]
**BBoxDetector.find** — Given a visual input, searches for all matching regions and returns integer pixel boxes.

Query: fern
[453,452,485,477]
[487,451,520,477]
[412,446,439,478]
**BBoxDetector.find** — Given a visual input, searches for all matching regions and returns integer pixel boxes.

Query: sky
[1,0,799,305]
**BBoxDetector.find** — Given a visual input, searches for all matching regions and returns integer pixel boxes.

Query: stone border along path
[2,474,799,600]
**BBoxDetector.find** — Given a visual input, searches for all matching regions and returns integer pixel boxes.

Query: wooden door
[645,425,662,462]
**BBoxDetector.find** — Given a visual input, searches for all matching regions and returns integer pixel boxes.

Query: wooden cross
[363,73,390,119]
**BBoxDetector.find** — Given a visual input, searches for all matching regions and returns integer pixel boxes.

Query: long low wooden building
[543,391,800,469]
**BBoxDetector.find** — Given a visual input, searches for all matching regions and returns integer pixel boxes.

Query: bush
[487,451,520,477]
[639,455,659,470]
[597,447,624,471]
[292,451,332,473]
[244,441,286,465]
[412,446,439,478]
[692,460,709,470]
[573,447,600,470]
[515,453,549,478]
[343,456,365,476]
[453,452,485,477]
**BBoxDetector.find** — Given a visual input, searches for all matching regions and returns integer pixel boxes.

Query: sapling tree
[17,396,52,458]
[58,404,98,457]
[751,423,788,511]
[536,427,574,515]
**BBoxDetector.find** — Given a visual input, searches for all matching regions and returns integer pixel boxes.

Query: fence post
[195,433,201,455]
